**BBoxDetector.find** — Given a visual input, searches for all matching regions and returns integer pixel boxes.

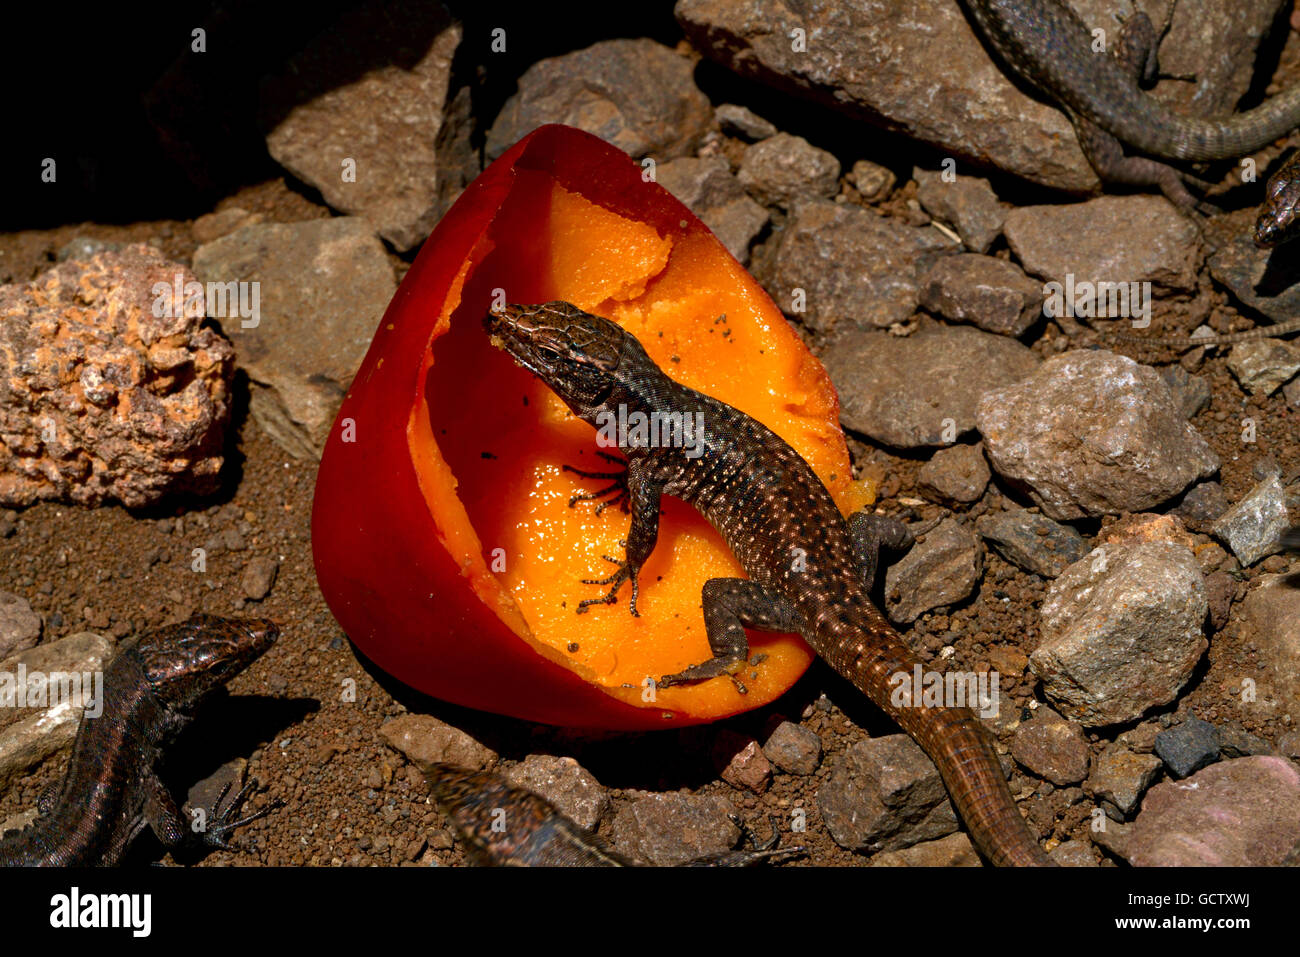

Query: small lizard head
[134,615,279,711]
[484,301,634,419]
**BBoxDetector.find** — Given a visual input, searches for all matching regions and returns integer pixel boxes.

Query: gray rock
[260,1,471,252]
[1217,722,1275,759]
[656,156,768,264]
[502,755,608,830]
[0,592,41,659]
[1238,573,1300,714]
[1085,744,1164,816]
[608,791,739,866]
[1285,374,1300,408]
[757,200,954,333]
[1227,339,1300,397]
[847,160,897,203]
[1154,714,1221,778]
[0,631,116,793]
[1211,473,1290,566]
[191,208,262,244]
[868,831,980,866]
[240,557,279,601]
[917,443,991,504]
[825,321,1038,448]
[1005,198,1202,320]
[1158,365,1212,420]
[920,253,1041,337]
[1031,542,1208,725]
[913,169,1005,254]
[817,735,959,853]
[192,217,395,459]
[761,721,822,775]
[976,350,1220,520]
[380,713,498,773]
[714,103,777,141]
[486,39,712,162]
[974,507,1090,578]
[1207,212,1300,323]
[884,518,983,624]
[57,236,122,262]
[1011,710,1090,785]
[1121,757,1300,866]
[737,133,840,207]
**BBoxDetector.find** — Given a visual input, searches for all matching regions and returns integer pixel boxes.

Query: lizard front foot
[562,452,629,516]
[198,778,283,851]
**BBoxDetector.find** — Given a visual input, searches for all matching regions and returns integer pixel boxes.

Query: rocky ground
[2,0,1300,867]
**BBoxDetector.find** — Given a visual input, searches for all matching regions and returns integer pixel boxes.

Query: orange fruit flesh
[413,175,874,720]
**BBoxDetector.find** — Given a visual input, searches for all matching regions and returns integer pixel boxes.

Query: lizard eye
[535,345,563,364]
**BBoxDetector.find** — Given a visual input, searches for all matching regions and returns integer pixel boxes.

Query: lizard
[484,301,1052,867]
[0,615,282,866]
[425,762,801,866]
[961,0,1300,213]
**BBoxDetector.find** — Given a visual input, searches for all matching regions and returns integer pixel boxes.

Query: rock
[761,720,822,775]
[1097,513,1197,551]
[824,321,1038,448]
[486,39,712,163]
[57,236,122,262]
[714,103,777,140]
[986,645,1028,679]
[757,200,954,333]
[883,518,983,623]
[1048,840,1099,867]
[1285,374,1300,409]
[0,631,117,793]
[1238,573,1300,712]
[975,507,1090,578]
[1216,722,1274,760]
[868,832,980,866]
[1158,365,1212,419]
[240,557,279,601]
[261,1,472,252]
[676,0,1093,192]
[191,207,262,245]
[607,791,739,866]
[1011,710,1090,785]
[1085,744,1164,817]
[847,160,896,203]
[656,156,768,264]
[1154,714,1222,778]
[1227,339,1300,396]
[1121,757,1300,866]
[1203,570,1237,631]
[817,735,959,853]
[380,714,497,773]
[920,253,1041,337]
[1170,481,1229,534]
[913,169,1005,254]
[917,443,990,504]
[501,755,608,830]
[712,734,772,794]
[1031,542,1208,725]
[736,133,840,207]
[191,218,395,458]
[1004,198,1202,316]
[1211,473,1291,566]
[0,592,41,659]
[977,350,1220,520]
[0,245,235,508]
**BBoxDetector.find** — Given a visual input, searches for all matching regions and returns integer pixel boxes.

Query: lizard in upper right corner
[961,0,1300,219]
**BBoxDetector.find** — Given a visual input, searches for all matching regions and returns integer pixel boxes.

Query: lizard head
[133,615,279,712]
[484,301,633,418]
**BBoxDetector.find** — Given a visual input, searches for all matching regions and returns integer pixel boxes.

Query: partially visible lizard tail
[824,611,1053,867]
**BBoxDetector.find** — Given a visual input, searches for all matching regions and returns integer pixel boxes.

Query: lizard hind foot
[658,655,746,688]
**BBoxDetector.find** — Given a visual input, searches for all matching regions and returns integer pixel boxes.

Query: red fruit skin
[312,125,740,729]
